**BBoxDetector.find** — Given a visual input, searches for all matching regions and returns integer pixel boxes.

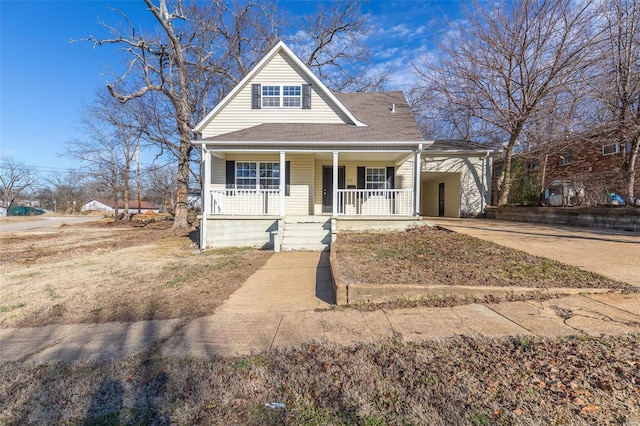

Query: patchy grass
[335,226,635,291]
[0,220,272,327]
[1,335,638,425]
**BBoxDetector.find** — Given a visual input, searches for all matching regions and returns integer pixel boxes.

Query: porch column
[414,147,421,216]
[201,145,211,249]
[279,151,286,216]
[332,151,339,216]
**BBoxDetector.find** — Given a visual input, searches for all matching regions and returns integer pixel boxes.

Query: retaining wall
[485,206,639,232]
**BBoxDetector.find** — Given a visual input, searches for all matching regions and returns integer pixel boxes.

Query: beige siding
[396,158,414,190]
[421,174,461,217]
[202,52,351,138]
[286,154,314,215]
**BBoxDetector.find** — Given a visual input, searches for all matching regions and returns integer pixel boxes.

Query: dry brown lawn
[335,225,635,291]
[2,335,638,425]
[0,220,271,328]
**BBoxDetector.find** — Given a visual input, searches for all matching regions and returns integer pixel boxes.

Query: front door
[322,166,345,213]
[438,182,445,217]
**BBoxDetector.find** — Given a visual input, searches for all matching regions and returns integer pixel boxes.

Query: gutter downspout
[481,152,489,214]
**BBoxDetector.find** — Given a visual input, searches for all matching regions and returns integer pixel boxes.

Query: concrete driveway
[0,216,101,233]
[434,218,640,287]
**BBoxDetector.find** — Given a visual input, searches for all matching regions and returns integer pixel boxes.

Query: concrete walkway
[2,247,639,363]
[434,218,640,287]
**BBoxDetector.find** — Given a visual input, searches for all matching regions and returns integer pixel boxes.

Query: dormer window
[283,86,301,107]
[252,84,311,109]
[262,86,281,107]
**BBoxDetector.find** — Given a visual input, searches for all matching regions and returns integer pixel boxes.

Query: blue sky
[0,0,462,178]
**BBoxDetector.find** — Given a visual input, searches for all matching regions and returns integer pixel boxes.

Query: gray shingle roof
[201,91,424,142]
[427,139,495,151]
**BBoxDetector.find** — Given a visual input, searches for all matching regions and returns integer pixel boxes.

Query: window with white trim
[366,167,387,189]
[603,142,621,155]
[283,86,301,107]
[236,162,280,189]
[558,151,573,166]
[261,86,280,108]
[261,85,301,108]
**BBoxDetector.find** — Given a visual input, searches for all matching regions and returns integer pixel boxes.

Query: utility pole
[136,145,141,214]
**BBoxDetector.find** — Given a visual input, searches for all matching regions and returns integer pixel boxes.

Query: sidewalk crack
[269,314,284,351]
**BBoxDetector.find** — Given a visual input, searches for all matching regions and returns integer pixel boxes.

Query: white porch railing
[337,189,414,216]
[209,189,281,215]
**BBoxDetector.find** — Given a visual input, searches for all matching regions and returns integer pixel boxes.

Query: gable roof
[200,91,423,142]
[193,41,366,134]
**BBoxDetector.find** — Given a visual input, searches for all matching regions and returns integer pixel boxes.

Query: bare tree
[81,0,375,230]
[0,156,38,212]
[144,165,178,213]
[66,94,142,221]
[36,171,88,213]
[290,0,387,91]
[416,0,599,204]
[593,0,640,201]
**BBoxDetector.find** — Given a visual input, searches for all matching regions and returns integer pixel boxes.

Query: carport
[420,172,461,217]
[419,140,498,218]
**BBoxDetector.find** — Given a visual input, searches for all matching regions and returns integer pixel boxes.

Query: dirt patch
[0,220,272,328]
[334,226,635,292]
[1,335,638,424]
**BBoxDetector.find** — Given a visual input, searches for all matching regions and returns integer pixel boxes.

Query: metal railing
[209,188,281,215]
[336,189,413,216]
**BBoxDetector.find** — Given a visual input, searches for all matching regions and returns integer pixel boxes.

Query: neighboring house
[494,138,639,206]
[193,41,496,251]
[81,198,160,214]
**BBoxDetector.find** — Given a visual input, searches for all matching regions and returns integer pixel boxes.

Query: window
[558,152,573,166]
[262,86,280,108]
[259,162,280,189]
[283,86,301,107]
[236,162,279,189]
[603,142,621,155]
[626,142,633,153]
[236,162,257,189]
[366,167,387,189]
[528,160,539,172]
[261,85,301,108]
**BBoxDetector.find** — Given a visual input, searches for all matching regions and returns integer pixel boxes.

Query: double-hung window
[236,162,280,189]
[283,86,301,107]
[602,142,621,155]
[261,86,281,108]
[366,167,387,190]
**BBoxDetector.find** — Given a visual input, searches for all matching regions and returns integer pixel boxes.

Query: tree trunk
[122,167,130,221]
[112,190,119,222]
[626,136,639,202]
[497,132,521,205]
[172,127,193,231]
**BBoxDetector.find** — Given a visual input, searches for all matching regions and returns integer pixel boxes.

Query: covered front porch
[195,141,426,250]
[198,142,425,218]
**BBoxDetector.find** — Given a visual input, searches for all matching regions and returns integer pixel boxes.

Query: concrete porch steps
[280,216,331,252]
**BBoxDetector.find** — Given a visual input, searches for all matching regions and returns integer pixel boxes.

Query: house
[493,137,639,206]
[81,198,160,214]
[193,41,496,251]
